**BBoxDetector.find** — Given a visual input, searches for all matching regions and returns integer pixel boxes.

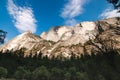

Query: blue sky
[0,0,119,41]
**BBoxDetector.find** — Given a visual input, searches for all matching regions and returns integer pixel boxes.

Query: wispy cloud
[7,0,37,33]
[60,0,88,26]
[65,19,77,26]
[99,6,120,19]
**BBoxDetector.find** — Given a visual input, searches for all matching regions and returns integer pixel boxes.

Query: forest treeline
[0,48,120,80]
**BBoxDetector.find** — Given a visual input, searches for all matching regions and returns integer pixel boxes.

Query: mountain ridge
[0,17,120,58]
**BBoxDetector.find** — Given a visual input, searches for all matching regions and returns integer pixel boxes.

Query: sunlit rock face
[41,21,98,45]
[40,26,73,42]
[0,31,42,52]
[0,17,120,58]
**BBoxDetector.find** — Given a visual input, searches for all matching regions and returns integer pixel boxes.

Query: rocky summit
[0,17,120,58]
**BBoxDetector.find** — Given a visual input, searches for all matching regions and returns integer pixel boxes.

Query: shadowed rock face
[0,17,120,58]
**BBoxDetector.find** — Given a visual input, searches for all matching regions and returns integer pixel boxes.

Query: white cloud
[65,19,77,26]
[7,0,37,33]
[61,0,86,18]
[60,0,88,26]
[100,7,120,19]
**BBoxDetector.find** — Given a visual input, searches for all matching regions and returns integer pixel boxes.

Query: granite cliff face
[40,22,98,44]
[0,17,120,58]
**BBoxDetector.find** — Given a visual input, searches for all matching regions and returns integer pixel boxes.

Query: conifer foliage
[0,48,120,80]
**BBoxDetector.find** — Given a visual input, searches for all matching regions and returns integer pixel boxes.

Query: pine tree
[106,0,120,9]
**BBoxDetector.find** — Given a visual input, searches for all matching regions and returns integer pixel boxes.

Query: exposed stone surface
[0,17,120,58]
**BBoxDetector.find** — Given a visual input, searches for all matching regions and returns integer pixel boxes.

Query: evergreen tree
[14,66,30,80]
[0,67,8,78]
[32,66,50,80]
[106,0,120,9]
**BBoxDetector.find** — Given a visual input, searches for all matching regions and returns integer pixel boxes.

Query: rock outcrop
[0,17,120,58]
